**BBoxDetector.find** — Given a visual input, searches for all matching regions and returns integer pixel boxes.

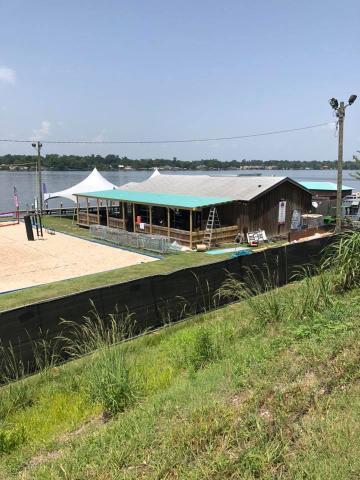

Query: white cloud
[30,120,51,140]
[0,66,16,84]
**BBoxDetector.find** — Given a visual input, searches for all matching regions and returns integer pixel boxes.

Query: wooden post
[167,207,170,238]
[132,203,136,232]
[122,202,125,229]
[189,209,193,249]
[86,197,89,225]
[149,206,153,234]
[105,199,109,227]
[96,198,100,224]
[76,196,80,223]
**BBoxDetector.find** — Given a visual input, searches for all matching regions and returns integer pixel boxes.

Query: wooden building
[75,174,312,248]
[299,181,353,216]
[299,181,352,200]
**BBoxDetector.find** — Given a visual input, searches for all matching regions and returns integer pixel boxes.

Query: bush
[84,347,138,417]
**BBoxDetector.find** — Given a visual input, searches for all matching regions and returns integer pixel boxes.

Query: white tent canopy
[44,168,117,202]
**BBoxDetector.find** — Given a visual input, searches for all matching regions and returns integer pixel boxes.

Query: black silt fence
[0,235,335,376]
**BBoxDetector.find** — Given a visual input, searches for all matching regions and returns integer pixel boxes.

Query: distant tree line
[0,154,359,171]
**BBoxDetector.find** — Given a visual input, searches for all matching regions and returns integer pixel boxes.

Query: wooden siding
[211,180,311,237]
[248,181,312,236]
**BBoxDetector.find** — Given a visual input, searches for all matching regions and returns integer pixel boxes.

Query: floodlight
[329,98,339,110]
[348,94,357,105]
[32,143,36,148]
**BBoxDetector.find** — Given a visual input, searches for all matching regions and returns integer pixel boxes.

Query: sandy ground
[0,224,157,293]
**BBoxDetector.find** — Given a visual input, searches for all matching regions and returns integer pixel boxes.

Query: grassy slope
[0,217,229,312]
[0,280,359,479]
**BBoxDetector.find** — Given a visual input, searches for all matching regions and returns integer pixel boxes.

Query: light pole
[32,141,43,213]
[329,94,357,233]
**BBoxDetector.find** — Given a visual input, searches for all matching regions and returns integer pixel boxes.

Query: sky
[0,0,359,161]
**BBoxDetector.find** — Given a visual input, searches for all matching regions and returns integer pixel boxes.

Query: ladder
[203,207,221,248]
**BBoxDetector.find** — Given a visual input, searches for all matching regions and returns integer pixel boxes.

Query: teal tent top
[300,181,352,191]
[77,189,233,209]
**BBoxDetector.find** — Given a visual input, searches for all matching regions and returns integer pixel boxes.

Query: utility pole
[329,94,357,234]
[336,102,345,234]
[32,141,43,213]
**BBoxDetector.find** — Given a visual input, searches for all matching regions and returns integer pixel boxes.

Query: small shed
[300,181,353,216]
[299,181,352,200]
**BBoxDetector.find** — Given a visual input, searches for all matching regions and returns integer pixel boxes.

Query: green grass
[0,217,229,312]
[42,216,92,239]
[0,268,359,479]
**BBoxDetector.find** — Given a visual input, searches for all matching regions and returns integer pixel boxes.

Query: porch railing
[77,211,238,247]
[135,223,238,246]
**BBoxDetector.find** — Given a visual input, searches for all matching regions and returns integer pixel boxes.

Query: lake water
[1,169,359,212]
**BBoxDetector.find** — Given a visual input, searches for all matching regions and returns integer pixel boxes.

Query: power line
[0,122,332,145]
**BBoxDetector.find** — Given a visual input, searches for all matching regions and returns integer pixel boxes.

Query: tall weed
[0,342,26,382]
[0,382,34,421]
[84,346,138,417]
[59,300,135,358]
[0,425,26,454]
[289,266,334,322]
[218,263,286,324]
[322,231,360,291]
[189,328,216,371]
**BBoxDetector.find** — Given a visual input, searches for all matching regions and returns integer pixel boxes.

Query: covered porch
[75,190,238,248]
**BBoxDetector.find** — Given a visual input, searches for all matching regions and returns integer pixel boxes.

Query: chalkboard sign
[291,209,301,230]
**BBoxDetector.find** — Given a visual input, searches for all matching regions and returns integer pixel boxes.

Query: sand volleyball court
[0,223,157,293]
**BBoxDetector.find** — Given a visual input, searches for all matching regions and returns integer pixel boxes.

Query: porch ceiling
[76,189,233,209]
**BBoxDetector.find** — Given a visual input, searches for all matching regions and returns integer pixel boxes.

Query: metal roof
[300,181,352,191]
[77,189,233,209]
[119,174,308,201]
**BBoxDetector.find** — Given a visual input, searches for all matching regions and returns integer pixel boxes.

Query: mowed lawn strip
[0,217,229,312]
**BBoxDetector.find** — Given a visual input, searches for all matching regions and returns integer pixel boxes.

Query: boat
[237,173,262,177]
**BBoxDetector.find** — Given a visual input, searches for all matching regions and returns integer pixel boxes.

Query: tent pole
[149,206,152,234]
[122,202,125,229]
[132,203,136,232]
[105,199,109,227]
[167,207,170,238]
[76,196,79,225]
[96,198,100,224]
[189,209,193,249]
[86,197,89,226]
